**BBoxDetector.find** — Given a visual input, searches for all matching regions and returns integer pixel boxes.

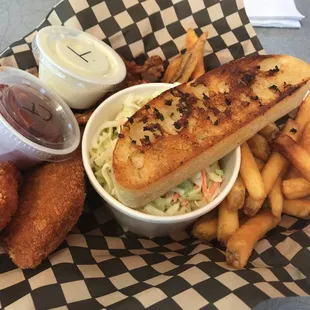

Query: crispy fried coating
[74,108,95,126]
[4,154,85,269]
[0,162,20,232]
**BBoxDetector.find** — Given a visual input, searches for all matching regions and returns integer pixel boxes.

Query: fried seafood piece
[4,153,85,269]
[123,55,164,75]
[122,55,165,86]
[0,162,20,232]
[74,108,96,126]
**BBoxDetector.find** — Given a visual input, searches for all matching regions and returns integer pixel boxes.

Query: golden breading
[4,153,85,269]
[0,162,20,232]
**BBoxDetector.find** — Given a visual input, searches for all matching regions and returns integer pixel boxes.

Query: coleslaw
[90,90,224,216]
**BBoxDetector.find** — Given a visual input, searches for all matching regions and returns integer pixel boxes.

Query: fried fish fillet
[4,153,85,269]
[0,162,20,232]
[113,55,310,207]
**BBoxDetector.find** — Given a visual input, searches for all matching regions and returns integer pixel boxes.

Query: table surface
[0,0,309,62]
[255,0,310,63]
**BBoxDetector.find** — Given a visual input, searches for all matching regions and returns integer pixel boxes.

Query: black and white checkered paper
[0,1,309,309]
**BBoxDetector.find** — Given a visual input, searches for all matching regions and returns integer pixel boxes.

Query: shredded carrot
[201,170,208,201]
[173,193,180,202]
[181,200,188,208]
[209,182,220,198]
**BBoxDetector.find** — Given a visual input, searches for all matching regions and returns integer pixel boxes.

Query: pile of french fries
[162,28,208,83]
[193,94,310,269]
[166,28,309,269]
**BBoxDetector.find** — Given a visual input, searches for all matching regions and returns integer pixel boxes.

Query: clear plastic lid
[32,26,126,86]
[0,66,80,160]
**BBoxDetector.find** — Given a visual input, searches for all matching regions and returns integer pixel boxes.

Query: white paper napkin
[244,0,305,28]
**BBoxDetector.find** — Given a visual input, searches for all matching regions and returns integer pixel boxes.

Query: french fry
[217,199,239,245]
[286,167,302,179]
[192,209,218,242]
[168,52,192,83]
[268,175,283,219]
[282,177,310,199]
[186,28,206,79]
[171,32,208,83]
[288,107,298,120]
[261,119,300,195]
[191,56,205,79]
[261,152,288,194]
[286,121,310,179]
[239,215,250,226]
[162,56,182,83]
[240,142,265,201]
[273,133,310,183]
[226,209,278,269]
[297,121,310,150]
[259,123,279,140]
[227,176,246,211]
[286,94,310,177]
[283,199,310,219]
[254,157,265,172]
[243,121,301,216]
[248,134,271,161]
[186,28,198,50]
[243,194,264,217]
[294,93,310,132]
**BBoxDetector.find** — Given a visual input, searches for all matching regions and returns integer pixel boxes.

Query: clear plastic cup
[32,26,127,110]
[0,66,80,169]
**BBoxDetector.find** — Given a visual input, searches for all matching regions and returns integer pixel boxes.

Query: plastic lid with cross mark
[0,66,80,168]
[33,25,126,85]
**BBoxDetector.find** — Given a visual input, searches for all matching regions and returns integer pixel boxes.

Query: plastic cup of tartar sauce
[32,26,127,110]
[0,66,80,169]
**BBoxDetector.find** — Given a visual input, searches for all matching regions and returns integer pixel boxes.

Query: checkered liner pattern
[0,0,308,309]
[0,0,265,70]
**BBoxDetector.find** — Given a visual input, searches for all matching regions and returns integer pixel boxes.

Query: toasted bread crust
[113,55,310,207]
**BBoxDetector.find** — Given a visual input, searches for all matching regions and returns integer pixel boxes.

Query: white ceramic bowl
[82,83,241,237]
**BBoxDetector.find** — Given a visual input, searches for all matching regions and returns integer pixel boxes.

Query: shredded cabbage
[90,91,224,216]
